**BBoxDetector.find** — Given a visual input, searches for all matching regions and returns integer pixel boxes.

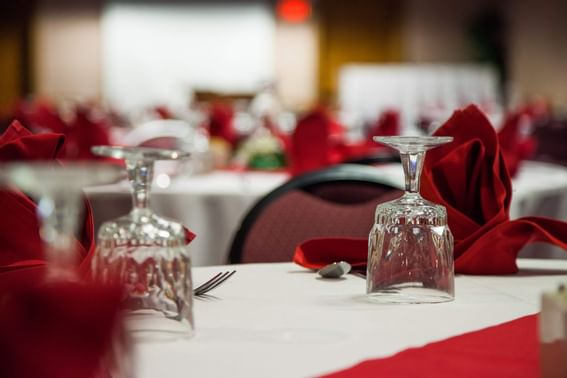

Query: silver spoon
[317,261,352,279]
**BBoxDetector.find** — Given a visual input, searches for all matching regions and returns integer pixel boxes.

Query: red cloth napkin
[63,106,112,160]
[293,238,367,270]
[290,108,344,175]
[367,109,400,138]
[321,314,539,377]
[12,99,113,160]
[293,105,567,274]
[208,102,238,147]
[422,104,566,274]
[337,109,400,162]
[14,98,67,134]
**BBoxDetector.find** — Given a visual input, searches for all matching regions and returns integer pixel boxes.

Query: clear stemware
[367,136,454,304]
[0,161,131,376]
[90,146,194,339]
[0,162,124,281]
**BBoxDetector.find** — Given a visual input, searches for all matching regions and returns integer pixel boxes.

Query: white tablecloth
[133,259,567,378]
[84,160,567,266]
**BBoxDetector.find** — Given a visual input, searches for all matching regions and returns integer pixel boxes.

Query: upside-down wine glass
[367,136,454,303]
[0,162,124,281]
[0,162,130,377]
[90,146,194,339]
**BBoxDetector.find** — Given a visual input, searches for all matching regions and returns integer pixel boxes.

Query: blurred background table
[85,160,567,266]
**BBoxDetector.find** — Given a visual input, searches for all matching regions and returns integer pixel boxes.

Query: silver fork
[193,270,236,296]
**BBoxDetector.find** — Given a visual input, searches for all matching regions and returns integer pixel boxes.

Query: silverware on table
[194,270,236,296]
[317,262,366,279]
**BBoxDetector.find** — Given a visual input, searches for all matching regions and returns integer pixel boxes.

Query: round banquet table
[84,160,567,266]
[131,259,567,378]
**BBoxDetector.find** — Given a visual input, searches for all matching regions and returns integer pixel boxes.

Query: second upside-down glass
[91,146,194,338]
[367,136,454,303]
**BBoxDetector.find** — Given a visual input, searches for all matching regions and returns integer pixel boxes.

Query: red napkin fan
[293,105,567,274]
[208,102,238,147]
[12,99,113,160]
[291,109,333,175]
[421,104,566,274]
[13,98,68,134]
[64,106,112,160]
[333,109,400,162]
[290,108,345,175]
[367,109,400,138]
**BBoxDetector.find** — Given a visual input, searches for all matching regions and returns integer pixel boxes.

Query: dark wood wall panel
[316,0,404,104]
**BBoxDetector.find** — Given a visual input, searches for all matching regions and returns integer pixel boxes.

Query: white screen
[102,3,275,111]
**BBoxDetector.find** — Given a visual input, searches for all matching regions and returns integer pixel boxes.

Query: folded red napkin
[12,99,113,160]
[63,106,112,160]
[208,102,238,147]
[293,105,567,274]
[321,314,538,377]
[293,238,367,270]
[422,104,566,273]
[339,109,399,161]
[367,109,400,138]
[290,109,333,175]
[14,98,67,134]
[498,109,537,177]
[290,108,344,175]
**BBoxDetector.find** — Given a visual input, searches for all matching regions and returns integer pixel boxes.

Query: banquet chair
[228,164,402,264]
[343,150,401,165]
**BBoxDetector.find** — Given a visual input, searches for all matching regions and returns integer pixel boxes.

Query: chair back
[229,164,402,264]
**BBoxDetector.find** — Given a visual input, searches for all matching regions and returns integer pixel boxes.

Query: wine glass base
[125,310,194,341]
[366,287,453,304]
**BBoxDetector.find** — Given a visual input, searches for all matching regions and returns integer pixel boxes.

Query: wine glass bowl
[0,161,132,377]
[91,146,194,338]
[367,136,454,304]
[0,162,124,280]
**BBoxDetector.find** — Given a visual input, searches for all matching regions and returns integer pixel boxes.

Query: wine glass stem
[37,194,82,280]
[127,159,153,214]
[400,151,424,194]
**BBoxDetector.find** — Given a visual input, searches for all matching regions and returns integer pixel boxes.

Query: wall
[317,0,404,104]
[274,21,318,111]
[27,0,567,111]
[402,0,481,62]
[33,3,102,101]
[507,0,567,110]
[0,2,34,117]
[101,3,276,111]
[403,0,567,110]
